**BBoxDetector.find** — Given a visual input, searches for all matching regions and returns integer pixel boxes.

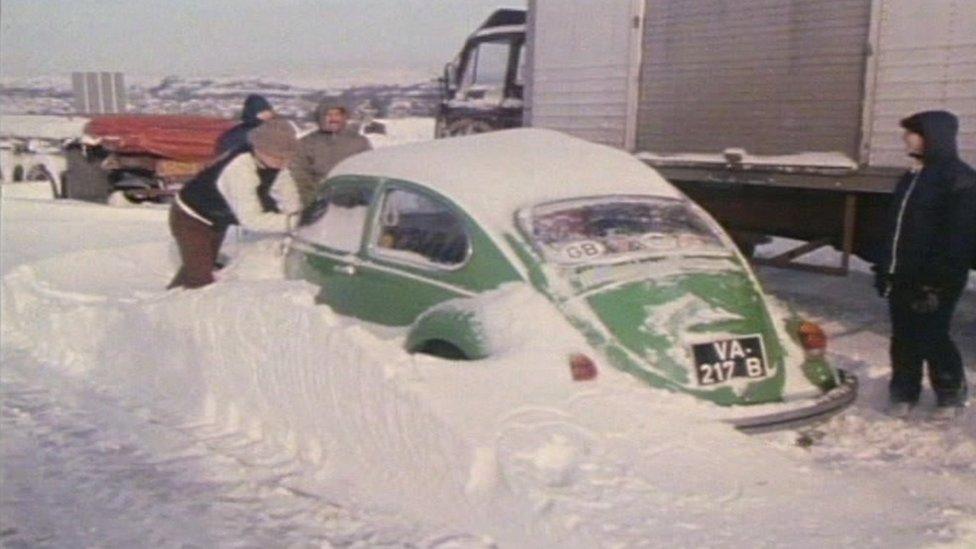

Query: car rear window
[519,196,728,265]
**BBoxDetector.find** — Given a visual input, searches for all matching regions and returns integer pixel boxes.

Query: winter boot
[886,401,914,419]
[929,405,965,422]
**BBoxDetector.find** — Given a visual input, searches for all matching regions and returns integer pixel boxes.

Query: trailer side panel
[862,0,976,167]
[636,0,872,160]
[526,0,642,148]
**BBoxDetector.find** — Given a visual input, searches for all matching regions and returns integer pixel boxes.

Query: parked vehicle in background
[62,115,234,203]
[435,8,526,138]
[285,129,857,432]
[443,1,976,273]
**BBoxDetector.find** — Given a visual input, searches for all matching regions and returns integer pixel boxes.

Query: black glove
[909,285,941,314]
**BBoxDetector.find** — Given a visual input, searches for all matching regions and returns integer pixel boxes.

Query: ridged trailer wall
[524,0,976,273]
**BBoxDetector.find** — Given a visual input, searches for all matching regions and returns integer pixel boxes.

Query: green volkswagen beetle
[284,129,856,431]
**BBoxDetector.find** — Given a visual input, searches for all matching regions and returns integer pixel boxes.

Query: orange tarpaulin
[84,115,236,163]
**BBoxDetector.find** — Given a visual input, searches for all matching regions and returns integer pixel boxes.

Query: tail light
[798,321,827,357]
[569,353,598,381]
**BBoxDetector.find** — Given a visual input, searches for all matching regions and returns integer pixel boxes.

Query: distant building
[72,72,127,114]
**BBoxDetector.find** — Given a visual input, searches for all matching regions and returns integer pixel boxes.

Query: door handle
[333,264,357,276]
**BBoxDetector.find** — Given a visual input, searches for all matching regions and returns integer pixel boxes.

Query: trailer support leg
[752,193,859,276]
[840,194,857,273]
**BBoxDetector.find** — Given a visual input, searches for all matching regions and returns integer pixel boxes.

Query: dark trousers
[167,204,227,289]
[888,281,968,406]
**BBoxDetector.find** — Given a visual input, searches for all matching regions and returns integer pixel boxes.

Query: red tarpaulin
[83,115,236,163]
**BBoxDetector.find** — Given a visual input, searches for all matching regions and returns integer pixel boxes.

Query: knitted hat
[247,118,297,160]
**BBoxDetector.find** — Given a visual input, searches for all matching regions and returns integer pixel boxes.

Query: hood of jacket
[900,110,959,164]
[241,94,273,127]
[313,98,350,121]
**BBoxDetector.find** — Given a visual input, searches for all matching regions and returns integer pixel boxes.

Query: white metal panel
[864,0,976,167]
[526,0,643,149]
[636,0,872,160]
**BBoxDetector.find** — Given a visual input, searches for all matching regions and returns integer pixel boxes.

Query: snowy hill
[1,74,441,120]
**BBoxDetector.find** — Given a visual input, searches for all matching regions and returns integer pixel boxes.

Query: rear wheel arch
[414,339,469,360]
[405,304,490,360]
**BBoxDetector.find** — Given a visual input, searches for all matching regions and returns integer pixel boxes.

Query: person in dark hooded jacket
[874,110,976,418]
[215,94,275,155]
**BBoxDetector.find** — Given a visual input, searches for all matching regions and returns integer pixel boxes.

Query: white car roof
[329,128,682,235]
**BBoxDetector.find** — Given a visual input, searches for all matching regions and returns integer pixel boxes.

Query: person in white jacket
[168,118,301,289]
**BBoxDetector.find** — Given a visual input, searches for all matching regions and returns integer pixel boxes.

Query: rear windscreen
[520,196,728,265]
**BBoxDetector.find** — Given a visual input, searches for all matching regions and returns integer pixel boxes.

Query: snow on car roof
[329,128,682,235]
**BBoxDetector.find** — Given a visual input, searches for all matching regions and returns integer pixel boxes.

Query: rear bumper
[725,369,858,433]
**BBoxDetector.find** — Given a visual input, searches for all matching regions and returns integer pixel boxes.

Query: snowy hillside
[1,182,974,547]
[1,73,441,121]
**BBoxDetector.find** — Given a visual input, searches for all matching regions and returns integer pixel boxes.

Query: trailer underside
[653,164,902,275]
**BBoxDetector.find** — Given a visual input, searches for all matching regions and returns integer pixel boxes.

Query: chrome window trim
[290,239,477,298]
[365,184,474,273]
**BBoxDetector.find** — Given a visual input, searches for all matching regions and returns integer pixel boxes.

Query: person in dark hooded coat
[874,110,976,418]
[215,94,275,155]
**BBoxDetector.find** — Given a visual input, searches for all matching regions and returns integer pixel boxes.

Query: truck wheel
[444,119,494,137]
[112,175,158,205]
[107,190,142,207]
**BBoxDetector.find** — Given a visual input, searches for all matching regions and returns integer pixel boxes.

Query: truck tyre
[107,190,142,207]
[112,175,158,205]
[444,118,494,137]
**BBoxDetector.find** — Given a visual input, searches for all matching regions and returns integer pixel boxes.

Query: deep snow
[1,176,974,547]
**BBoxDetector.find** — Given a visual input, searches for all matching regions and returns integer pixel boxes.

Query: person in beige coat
[291,100,372,208]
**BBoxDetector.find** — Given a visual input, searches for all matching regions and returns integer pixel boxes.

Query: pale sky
[0,0,522,80]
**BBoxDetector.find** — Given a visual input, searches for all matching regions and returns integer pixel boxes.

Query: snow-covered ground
[366,117,436,148]
[1,181,974,548]
[0,115,85,184]
[0,115,88,141]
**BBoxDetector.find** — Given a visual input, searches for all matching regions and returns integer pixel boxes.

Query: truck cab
[436,8,526,138]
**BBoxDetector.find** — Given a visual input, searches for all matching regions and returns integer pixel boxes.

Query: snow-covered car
[283,129,857,431]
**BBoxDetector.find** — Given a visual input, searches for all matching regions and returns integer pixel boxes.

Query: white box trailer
[526,0,975,167]
[523,0,976,273]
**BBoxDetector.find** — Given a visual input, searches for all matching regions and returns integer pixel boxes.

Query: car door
[286,176,379,317]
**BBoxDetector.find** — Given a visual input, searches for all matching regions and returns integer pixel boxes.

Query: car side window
[371,188,469,268]
[294,183,374,253]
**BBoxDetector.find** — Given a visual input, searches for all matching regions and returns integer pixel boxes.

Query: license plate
[691,335,768,386]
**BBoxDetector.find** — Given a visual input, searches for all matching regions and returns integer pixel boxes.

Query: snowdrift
[3,210,974,547]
